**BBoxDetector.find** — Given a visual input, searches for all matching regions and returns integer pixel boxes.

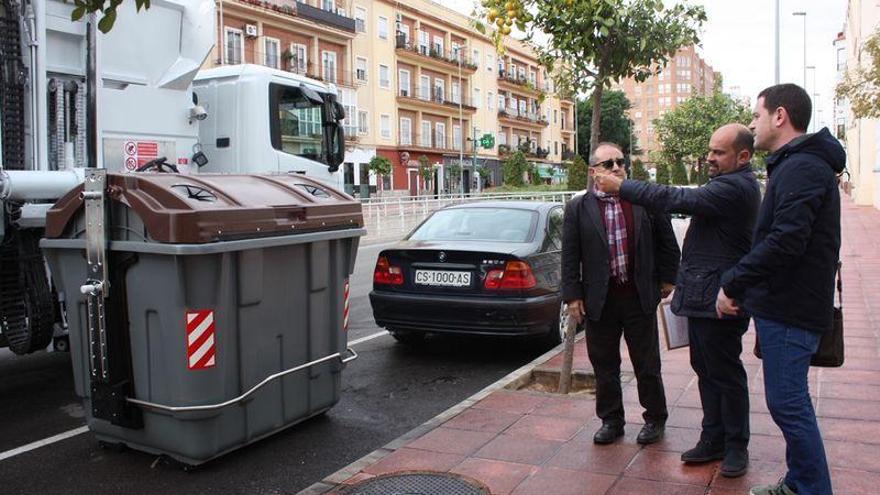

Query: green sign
[479,134,495,149]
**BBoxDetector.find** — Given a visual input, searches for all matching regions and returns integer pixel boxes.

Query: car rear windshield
[408,208,538,243]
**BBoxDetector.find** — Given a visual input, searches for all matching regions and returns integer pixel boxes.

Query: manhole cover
[339,471,489,495]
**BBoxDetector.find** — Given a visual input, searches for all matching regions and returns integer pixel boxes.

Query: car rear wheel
[543,302,568,347]
[390,330,427,346]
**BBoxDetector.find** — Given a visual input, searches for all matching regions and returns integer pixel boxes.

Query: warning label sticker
[123,140,159,171]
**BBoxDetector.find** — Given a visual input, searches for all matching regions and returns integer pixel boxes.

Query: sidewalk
[308,195,880,495]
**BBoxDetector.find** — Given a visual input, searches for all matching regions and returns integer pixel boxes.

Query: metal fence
[360,190,580,221]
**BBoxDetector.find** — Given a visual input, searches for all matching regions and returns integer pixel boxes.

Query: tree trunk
[589,83,604,161]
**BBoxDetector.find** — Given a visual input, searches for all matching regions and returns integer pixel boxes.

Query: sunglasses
[594,158,626,170]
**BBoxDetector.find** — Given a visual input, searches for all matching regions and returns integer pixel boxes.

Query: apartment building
[838,0,880,210]
[616,45,716,163]
[209,0,573,196]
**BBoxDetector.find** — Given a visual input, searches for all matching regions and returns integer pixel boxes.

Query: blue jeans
[756,318,833,495]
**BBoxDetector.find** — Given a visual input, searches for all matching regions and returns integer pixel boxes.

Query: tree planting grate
[339,471,489,495]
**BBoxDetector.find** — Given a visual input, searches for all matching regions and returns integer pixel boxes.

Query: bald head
[707,123,754,177]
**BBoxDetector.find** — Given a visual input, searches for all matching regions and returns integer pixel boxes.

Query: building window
[453,125,462,151]
[398,69,410,96]
[473,87,481,108]
[498,131,507,146]
[224,28,243,65]
[398,24,410,44]
[379,64,390,88]
[358,110,368,135]
[421,121,432,147]
[378,16,389,39]
[487,54,494,72]
[339,87,357,138]
[451,81,461,104]
[555,141,558,155]
[400,117,412,145]
[419,75,430,100]
[435,122,446,149]
[322,51,337,83]
[488,91,494,110]
[380,114,391,139]
[290,43,307,74]
[432,36,444,55]
[356,57,368,82]
[553,109,557,124]
[264,37,280,69]
[355,6,367,33]
[418,30,429,54]
[433,79,445,102]
[472,48,480,67]
[498,93,505,110]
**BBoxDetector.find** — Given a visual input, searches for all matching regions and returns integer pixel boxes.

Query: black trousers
[585,295,668,425]
[688,317,750,452]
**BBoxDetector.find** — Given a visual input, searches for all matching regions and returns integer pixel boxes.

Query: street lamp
[792,11,807,89]
[806,65,816,132]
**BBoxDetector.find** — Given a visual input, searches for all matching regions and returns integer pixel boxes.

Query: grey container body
[42,210,363,465]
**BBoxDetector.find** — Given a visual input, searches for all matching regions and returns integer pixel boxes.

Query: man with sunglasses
[593,124,761,478]
[562,142,680,446]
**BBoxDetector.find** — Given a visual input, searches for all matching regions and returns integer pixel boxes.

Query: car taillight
[374,256,404,285]
[484,260,537,290]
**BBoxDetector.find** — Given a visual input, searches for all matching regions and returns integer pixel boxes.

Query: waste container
[41,171,364,465]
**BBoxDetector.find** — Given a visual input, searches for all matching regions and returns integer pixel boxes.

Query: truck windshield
[269,83,328,164]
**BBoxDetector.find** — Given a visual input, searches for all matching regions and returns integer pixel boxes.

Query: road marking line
[0,425,89,461]
[0,330,392,462]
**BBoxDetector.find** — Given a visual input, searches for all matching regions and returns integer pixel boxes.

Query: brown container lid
[45,173,364,244]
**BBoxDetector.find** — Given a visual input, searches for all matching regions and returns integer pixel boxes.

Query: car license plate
[414,270,472,287]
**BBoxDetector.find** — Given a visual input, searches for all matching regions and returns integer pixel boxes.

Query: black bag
[754,262,845,368]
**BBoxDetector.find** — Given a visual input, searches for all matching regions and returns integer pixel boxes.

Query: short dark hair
[589,142,624,166]
[758,83,812,132]
[732,126,755,156]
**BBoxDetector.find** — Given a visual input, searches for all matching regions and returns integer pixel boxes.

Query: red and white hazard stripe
[186,309,216,370]
[343,279,350,332]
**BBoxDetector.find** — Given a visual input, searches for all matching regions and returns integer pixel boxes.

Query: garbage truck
[0,0,350,355]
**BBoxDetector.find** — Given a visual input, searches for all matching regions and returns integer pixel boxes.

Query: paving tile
[819,369,880,385]
[823,439,880,472]
[471,391,548,415]
[473,433,564,466]
[817,397,880,421]
[405,427,496,456]
[666,407,705,429]
[747,434,787,462]
[749,412,784,437]
[450,458,537,495]
[816,382,880,401]
[362,447,465,475]
[819,417,880,445]
[624,449,716,486]
[644,425,702,454]
[830,466,880,494]
[606,477,707,495]
[511,467,617,495]
[443,408,524,434]
[340,472,375,485]
[546,431,641,474]
[708,459,785,492]
[531,396,596,421]
[506,413,585,441]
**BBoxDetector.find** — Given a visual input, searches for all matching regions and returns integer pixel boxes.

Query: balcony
[497,142,550,160]
[280,59,358,87]
[498,70,543,96]
[561,150,577,161]
[497,108,549,129]
[236,0,356,33]
[399,133,461,153]
[395,35,478,74]
[397,87,478,115]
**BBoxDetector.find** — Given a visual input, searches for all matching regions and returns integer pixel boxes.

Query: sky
[443,0,849,131]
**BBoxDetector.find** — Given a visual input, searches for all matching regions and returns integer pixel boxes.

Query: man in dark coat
[594,124,761,478]
[716,84,844,495]
[561,142,680,446]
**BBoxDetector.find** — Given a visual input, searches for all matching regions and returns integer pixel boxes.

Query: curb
[297,334,587,495]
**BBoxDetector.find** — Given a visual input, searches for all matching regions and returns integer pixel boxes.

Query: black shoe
[593,423,624,444]
[720,448,749,478]
[636,421,665,445]
[680,440,725,463]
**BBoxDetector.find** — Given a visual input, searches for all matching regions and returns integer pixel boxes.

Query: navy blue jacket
[721,128,845,333]
[619,165,761,319]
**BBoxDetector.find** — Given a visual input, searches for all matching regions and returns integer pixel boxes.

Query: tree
[418,155,432,185]
[653,89,751,180]
[566,155,588,191]
[447,162,463,191]
[502,151,529,187]
[368,156,392,192]
[631,158,650,181]
[69,0,152,33]
[671,160,689,185]
[836,27,880,119]
[528,164,543,185]
[576,90,637,161]
[474,0,705,156]
[653,152,671,185]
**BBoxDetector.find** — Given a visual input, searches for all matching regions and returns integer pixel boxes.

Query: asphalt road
[0,241,550,495]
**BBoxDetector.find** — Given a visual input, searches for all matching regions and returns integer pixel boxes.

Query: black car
[369,201,565,345]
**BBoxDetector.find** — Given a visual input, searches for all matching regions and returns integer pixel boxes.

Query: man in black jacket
[594,124,761,478]
[561,142,680,446]
[716,84,843,495]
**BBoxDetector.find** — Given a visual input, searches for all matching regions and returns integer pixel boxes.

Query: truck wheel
[53,336,70,353]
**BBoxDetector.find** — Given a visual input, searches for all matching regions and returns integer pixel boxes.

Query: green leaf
[71,5,86,20]
[599,25,608,36]
[97,8,116,33]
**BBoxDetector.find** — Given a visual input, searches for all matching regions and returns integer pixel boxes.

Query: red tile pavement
[324,197,880,494]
